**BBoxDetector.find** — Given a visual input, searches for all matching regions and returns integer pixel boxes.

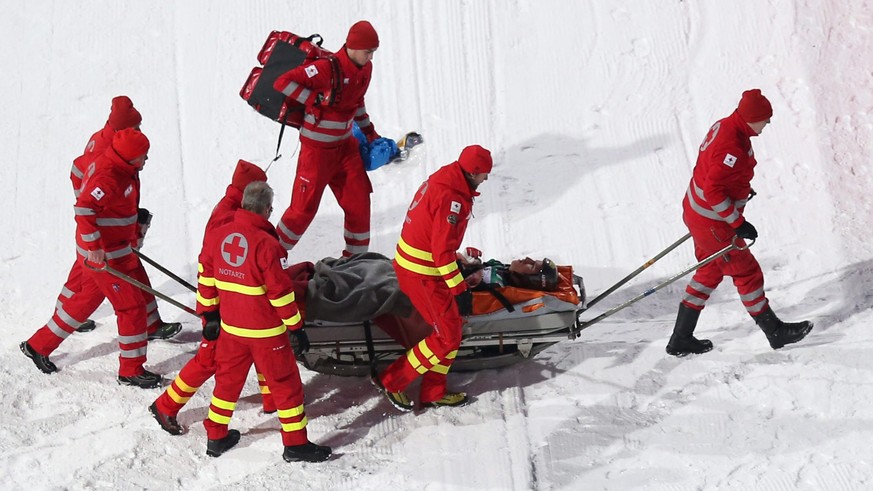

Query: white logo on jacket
[450,201,462,213]
[124,185,133,197]
[280,257,290,270]
[91,187,105,200]
[723,154,737,168]
[305,65,319,78]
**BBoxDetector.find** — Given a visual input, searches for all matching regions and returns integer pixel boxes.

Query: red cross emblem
[221,233,248,267]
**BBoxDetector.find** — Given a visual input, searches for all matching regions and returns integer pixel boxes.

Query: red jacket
[71,123,115,198]
[197,209,303,347]
[273,46,377,148]
[73,146,140,262]
[683,110,757,229]
[393,162,475,295]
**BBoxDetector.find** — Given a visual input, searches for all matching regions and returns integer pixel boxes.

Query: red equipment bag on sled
[239,31,341,128]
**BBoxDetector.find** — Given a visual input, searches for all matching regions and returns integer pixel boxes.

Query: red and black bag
[240,31,342,129]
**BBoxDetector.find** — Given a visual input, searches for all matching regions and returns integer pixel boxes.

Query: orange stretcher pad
[472,265,579,315]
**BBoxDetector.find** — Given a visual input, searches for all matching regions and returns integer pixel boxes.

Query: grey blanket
[305,253,413,322]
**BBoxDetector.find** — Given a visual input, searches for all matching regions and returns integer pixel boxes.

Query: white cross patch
[723,153,737,168]
[450,201,461,213]
[305,65,319,78]
[91,187,105,200]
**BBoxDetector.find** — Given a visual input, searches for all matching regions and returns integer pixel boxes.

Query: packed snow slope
[2,1,873,490]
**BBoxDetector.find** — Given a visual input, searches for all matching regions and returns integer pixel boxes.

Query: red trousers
[55,253,163,333]
[203,334,308,446]
[28,254,149,377]
[276,138,372,256]
[379,274,463,404]
[153,337,275,417]
[681,213,768,316]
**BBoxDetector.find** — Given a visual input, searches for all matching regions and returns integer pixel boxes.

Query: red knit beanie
[346,20,379,50]
[112,128,150,162]
[231,159,268,191]
[108,96,142,130]
[737,89,773,123]
[458,145,493,174]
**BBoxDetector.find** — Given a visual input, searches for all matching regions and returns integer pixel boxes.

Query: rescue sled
[291,253,586,377]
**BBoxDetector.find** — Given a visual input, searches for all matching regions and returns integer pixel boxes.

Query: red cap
[112,128,150,162]
[346,20,379,50]
[737,89,772,123]
[458,145,493,174]
[231,159,268,191]
[108,96,142,131]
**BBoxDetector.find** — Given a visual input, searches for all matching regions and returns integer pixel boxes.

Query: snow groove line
[500,383,536,490]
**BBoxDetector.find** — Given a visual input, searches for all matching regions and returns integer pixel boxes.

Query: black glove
[137,208,153,226]
[291,328,310,357]
[734,220,758,240]
[201,311,221,341]
[455,289,473,317]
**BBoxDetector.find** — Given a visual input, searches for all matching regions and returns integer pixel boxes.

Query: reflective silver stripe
[74,207,96,216]
[687,279,715,296]
[304,114,351,130]
[60,286,74,298]
[344,244,369,254]
[736,198,749,208]
[96,215,137,226]
[105,246,133,259]
[146,311,160,326]
[745,298,767,314]
[71,164,84,179]
[277,222,302,242]
[78,245,134,259]
[739,288,765,303]
[120,346,147,358]
[344,229,370,241]
[81,232,101,242]
[300,127,351,143]
[355,106,367,116]
[47,318,72,339]
[688,182,742,223]
[118,332,148,344]
[710,198,732,213]
[282,81,312,105]
[356,117,372,128]
[74,189,81,198]
[278,237,295,250]
[56,306,85,328]
[682,294,707,307]
[145,300,158,313]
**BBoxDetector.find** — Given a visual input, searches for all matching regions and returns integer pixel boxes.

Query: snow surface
[2,0,873,489]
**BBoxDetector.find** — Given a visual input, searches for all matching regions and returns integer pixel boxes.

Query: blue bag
[353,123,400,171]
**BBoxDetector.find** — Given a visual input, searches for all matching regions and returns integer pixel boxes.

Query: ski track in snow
[3,0,873,489]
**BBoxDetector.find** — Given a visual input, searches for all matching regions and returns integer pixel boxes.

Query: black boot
[20,341,58,374]
[283,441,332,463]
[117,370,163,389]
[754,306,813,349]
[666,304,713,357]
[206,429,241,457]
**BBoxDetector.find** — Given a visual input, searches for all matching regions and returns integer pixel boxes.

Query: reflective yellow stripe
[257,373,266,381]
[278,404,306,418]
[214,279,267,296]
[282,311,302,327]
[446,350,458,360]
[269,291,296,308]
[211,397,236,411]
[407,350,428,374]
[280,416,308,432]
[436,261,459,276]
[196,292,219,307]
[398,237,433,261]
[198,263,204,274]
[199,275,214,287]
[175,377,198,392]
[260,385,271,395]
[208,409,232,425]
[417,339,440,365]
[395,253,441,276]
[445,272,464,289]
[431,363,451,375]
[221,321,287,339]
[167,386,192,404]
